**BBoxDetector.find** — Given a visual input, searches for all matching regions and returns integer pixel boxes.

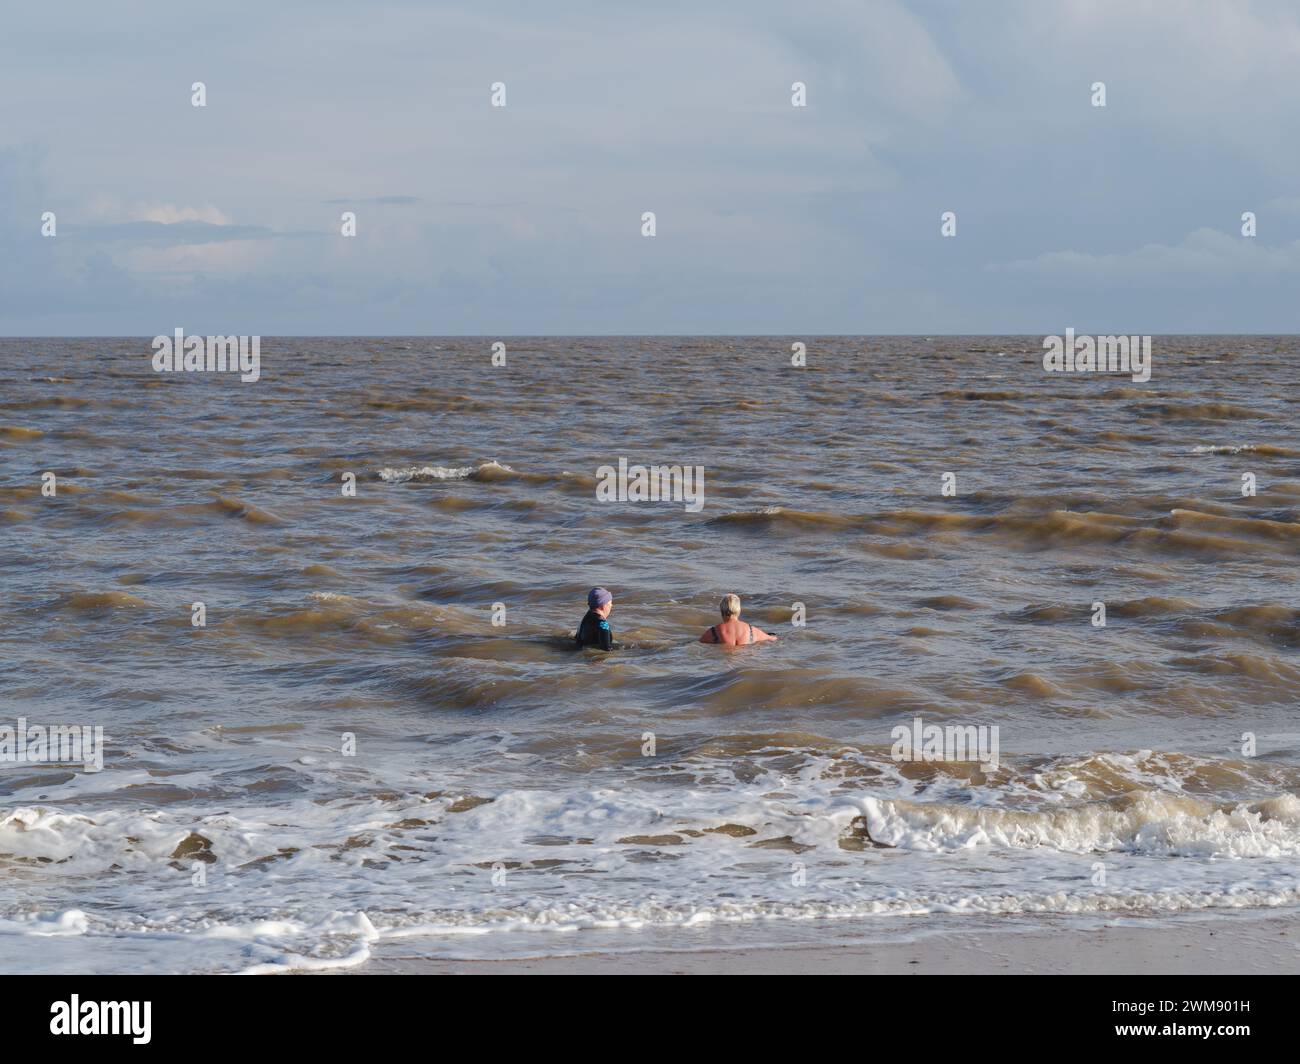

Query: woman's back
[705,618,754,646]
[700,595,777,646]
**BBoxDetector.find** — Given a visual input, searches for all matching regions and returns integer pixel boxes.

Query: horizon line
[2,332,1296,340]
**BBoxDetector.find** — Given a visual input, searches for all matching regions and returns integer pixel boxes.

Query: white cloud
[85,198,232,225]
[990,227,1300,283]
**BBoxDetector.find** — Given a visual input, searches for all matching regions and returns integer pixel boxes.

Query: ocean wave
[1015,595,1300,650]
[707,506,853,531]
[4,737,1299,972]
[710,505,1300,560]
[1191,444,1260,455]
[209,496,286,525]
[938,389,1026,401]
[375,461,593,492]
[8,883,1300,975]
[0,397,95,411]
[378,460,515,483]
[858,791,1300,858]
[58,590,149,611]
[226,592,494,645]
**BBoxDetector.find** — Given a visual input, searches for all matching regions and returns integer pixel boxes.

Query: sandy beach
[343,912,1300,975]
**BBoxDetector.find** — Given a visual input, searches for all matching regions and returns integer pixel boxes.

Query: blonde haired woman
[699,594,778,646]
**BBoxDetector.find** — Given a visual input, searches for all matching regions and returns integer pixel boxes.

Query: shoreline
[339,911,1300,975]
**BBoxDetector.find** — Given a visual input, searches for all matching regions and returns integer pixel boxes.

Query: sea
[1,335,1298,973]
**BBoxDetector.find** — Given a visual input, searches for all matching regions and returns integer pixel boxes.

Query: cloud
[989,228,1300,285]
[323,195,421,206]
[75,220,277,244]
[4,2,1300,332]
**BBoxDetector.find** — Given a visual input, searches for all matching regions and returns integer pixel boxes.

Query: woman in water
[699,594,778,646]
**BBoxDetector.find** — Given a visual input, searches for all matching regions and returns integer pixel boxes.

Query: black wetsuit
[575,610,614,651]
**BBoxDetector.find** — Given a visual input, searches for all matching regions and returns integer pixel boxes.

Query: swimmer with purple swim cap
[575,587,614,651]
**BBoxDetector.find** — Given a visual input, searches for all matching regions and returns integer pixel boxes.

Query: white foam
[856,791,1300,858]
[378,464,473,482]
[377,460,514,483]
[0,909,89,936]
[4,750,1300,972]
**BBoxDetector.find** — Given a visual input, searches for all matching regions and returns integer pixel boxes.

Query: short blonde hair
[720,594,741,618]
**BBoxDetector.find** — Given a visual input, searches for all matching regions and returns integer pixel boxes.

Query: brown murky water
[1,335,1298,972]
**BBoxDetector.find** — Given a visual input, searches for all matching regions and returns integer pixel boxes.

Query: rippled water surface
[2,336,1298,973]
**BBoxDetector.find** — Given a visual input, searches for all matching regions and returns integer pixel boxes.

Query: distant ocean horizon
[5,332,1297,338]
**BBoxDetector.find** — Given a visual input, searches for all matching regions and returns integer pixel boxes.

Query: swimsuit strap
[709,625,719,644]
[747,623,754,644]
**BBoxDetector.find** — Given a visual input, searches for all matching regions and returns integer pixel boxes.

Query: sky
[2,0,1300,335]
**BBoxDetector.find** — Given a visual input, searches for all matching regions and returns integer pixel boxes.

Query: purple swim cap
[587,587,613,609]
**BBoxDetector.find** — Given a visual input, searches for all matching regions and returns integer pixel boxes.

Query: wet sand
[347,912,1299,975]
